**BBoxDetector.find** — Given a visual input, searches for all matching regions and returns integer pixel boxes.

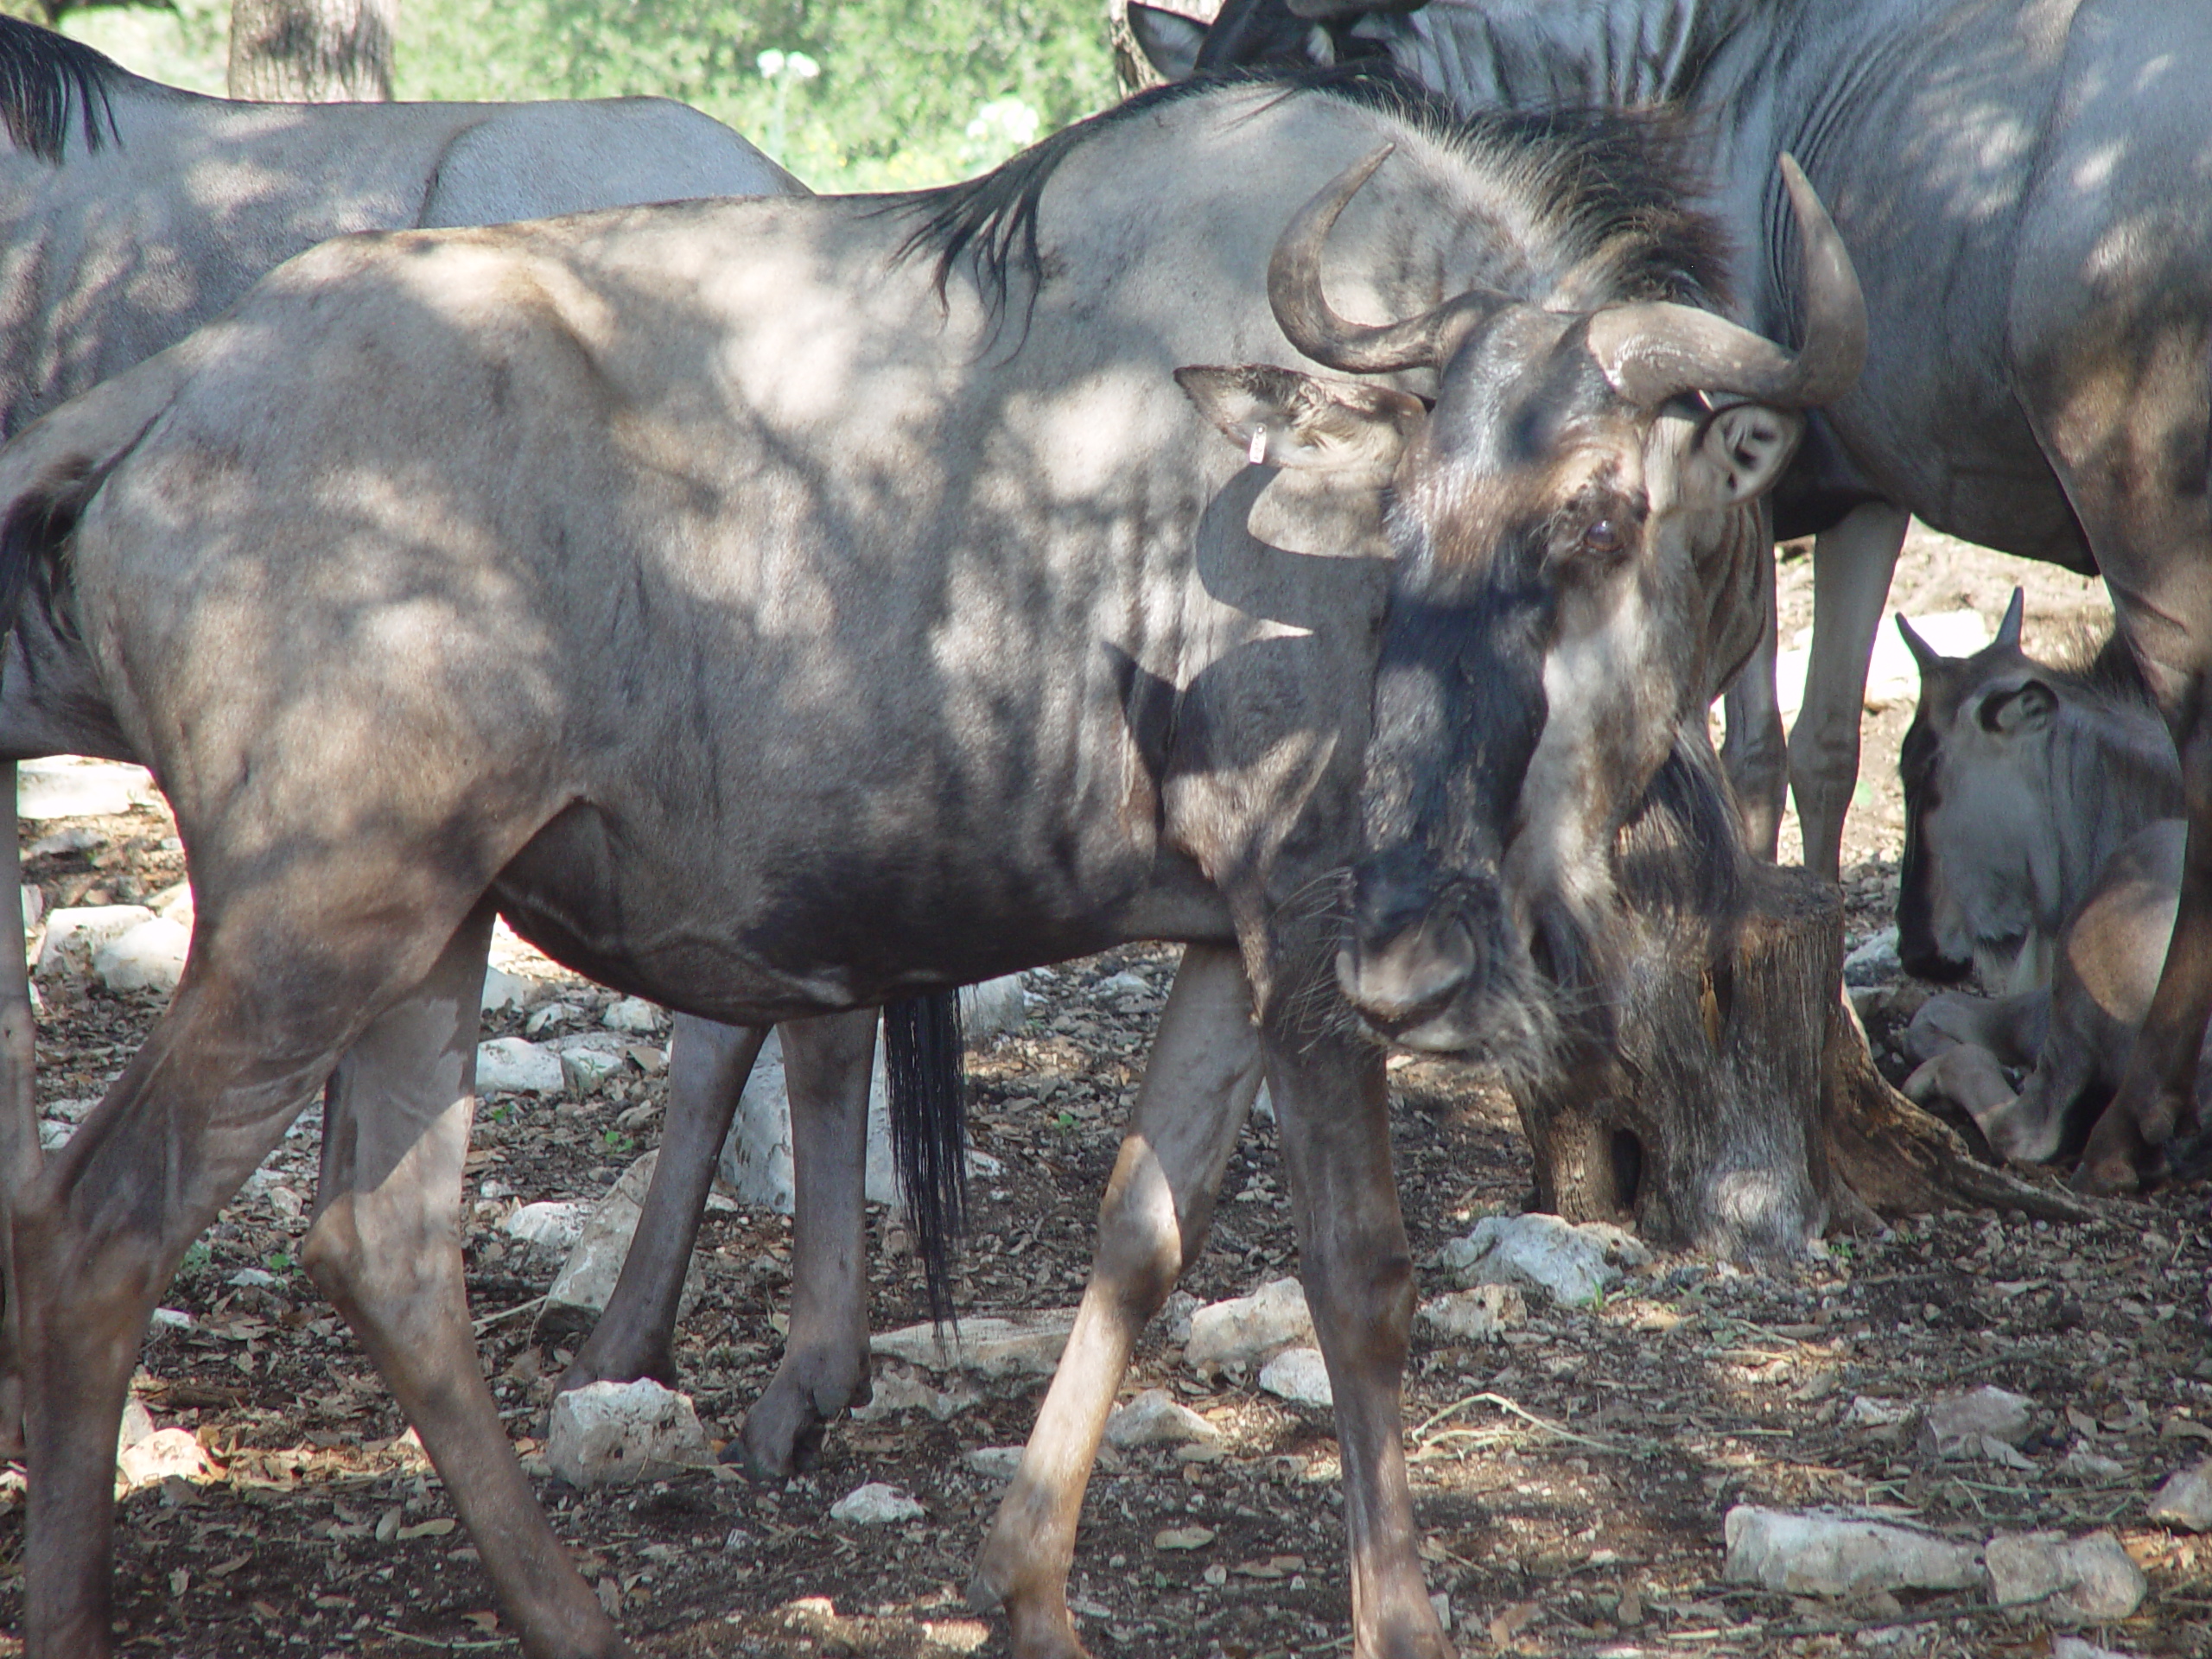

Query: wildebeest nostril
[1337,909,1477,1028]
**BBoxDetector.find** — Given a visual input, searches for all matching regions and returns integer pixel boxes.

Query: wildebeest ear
[1687,401,1802,505]
[1175,364,1424,471]
[1980,678,2057,734]
[1128,3,1206,79]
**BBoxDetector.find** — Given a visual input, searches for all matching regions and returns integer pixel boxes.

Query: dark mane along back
[0,15,123,164]
[887,64,1728,329]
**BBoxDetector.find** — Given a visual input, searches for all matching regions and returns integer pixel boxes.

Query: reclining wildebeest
[1891,594,2206,1169]
[0,14,950,1479]
[1132,0,2212,1190]
[0,67,1861,1659]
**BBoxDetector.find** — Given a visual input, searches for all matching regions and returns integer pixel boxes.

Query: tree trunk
[227,0,396,102]
[1515,863,2100,1262]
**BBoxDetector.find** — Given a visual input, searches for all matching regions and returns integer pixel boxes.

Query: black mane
[887,63,1729,328]
[0,15,124,164]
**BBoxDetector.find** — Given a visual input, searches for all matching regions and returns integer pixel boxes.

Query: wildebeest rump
[1135,0,2212,1188]
[0,74,1856,1658]
[0,16,936,1478]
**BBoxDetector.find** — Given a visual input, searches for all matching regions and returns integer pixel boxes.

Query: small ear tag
[1247,427,1268,466]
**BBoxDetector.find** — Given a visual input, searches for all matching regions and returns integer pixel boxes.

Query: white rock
[2061,1446,2129,1484]
[145,881,192,927]
[18,883,40,932]
[1843,929,1901,988]
[476,1036,564,1096]
[37,1118,69,1151]
[847,1365,978,1423]
[36,905,156,978]
[480,965,534,1013]
[544,1379,714,1488]
[226,1268,280,1291]
[2052,1639,2138,1659]
[1985,1529,2145,1620]
[546,1152,704,1322]
[92,917,189,993]
[1437,1213,1647,1307]
[1185,1278,1313,1370]
[963,1446,1025,1480]
[1157,1289,1200,1345]
[830,1481,924,1524]
[1846,1395,1912,1429]
[116,1427,216,1491]
[525,1001,585,1035]
[1105,1389,1220,1450]
[961,975,1029,1039]
[1094,971,1152,1000]
[601,996,664,1033]
[117,1397,155,1453]
[870,1310,1076,1379]
[26,826,101,861]
[1428,1592,1452,1635]
[1418,1285,1527,1343]
[18,758,156,821]
[1257,1346,1333,1408]
[1919,1384,2034,1457]
[556,1038,627,1094]
[504,1200,591,1254]
[1722,1505,1984,1597]
[2149,1459,2212,1531]
[1251,1081,1274,1122]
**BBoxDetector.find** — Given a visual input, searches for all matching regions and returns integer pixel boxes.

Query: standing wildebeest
[1132,0,2212,1187]
[0,73,1859,1658]
[0,15,927,1478]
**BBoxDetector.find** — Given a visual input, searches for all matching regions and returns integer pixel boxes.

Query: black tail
[884,989,967,1324]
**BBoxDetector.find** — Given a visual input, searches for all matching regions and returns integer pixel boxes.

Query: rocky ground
[2,529,2209,1659]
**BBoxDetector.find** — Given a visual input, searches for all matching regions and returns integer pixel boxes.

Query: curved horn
[1994,587,2024,650]
[1585,154,1866,410]
[1269,146,1513,374]
[1896,612,1942,676]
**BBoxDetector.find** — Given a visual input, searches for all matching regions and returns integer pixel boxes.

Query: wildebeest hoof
[970,1571,1090,1659]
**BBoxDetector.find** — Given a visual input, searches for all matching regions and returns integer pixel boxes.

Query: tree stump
[1515,862,2099,1262]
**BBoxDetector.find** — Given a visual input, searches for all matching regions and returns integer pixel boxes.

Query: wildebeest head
[1895,590,2180,990]
[1179,150,1862,1073]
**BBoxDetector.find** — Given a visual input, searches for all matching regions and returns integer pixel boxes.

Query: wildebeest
[1893,597,2191,1166]
[0,73,1858,1657]
[1896,589,2180,993]
[0,16,931,1479]
[1136,0,2212,1190]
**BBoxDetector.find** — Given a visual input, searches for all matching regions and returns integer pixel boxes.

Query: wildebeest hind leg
[972,944,1261,1659]
[302,902,622,1658]
[739,1007,878,1477]
[559,1014,768,1395]
[10,931,427,1656]
[1266,1017,1448,1659]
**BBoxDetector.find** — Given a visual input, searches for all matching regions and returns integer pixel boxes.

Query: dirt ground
[3,528,2209,1659]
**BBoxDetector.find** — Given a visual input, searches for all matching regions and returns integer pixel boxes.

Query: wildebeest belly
[490,781,1233,1026]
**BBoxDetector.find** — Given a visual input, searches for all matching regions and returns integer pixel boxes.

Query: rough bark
[227,0,395,102]
[1515,863,2102,1263]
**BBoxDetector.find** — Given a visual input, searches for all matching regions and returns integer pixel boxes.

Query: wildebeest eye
[1581,519,1624,556]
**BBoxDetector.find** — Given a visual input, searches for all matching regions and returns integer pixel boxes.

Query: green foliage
[57,0,228,94]
[397,0,1116,188]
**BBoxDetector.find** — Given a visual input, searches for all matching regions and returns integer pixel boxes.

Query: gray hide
[1894,593,2179,993]
[1158,0,2212,1192]
[0,78,1850,1659]
[0,13,851,1471]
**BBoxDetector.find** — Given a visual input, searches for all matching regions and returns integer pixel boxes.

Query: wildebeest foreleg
[2082,726,2212,1190]
[557,1014,767,1394]
[738,1007,878,1477]
[971,943,1260,1659]
[1789,502,1910,880]
[1719,562,1787,860]
[1265,1020,1447,1659]
[0,764,36,1459]
[302,902,622,1658]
